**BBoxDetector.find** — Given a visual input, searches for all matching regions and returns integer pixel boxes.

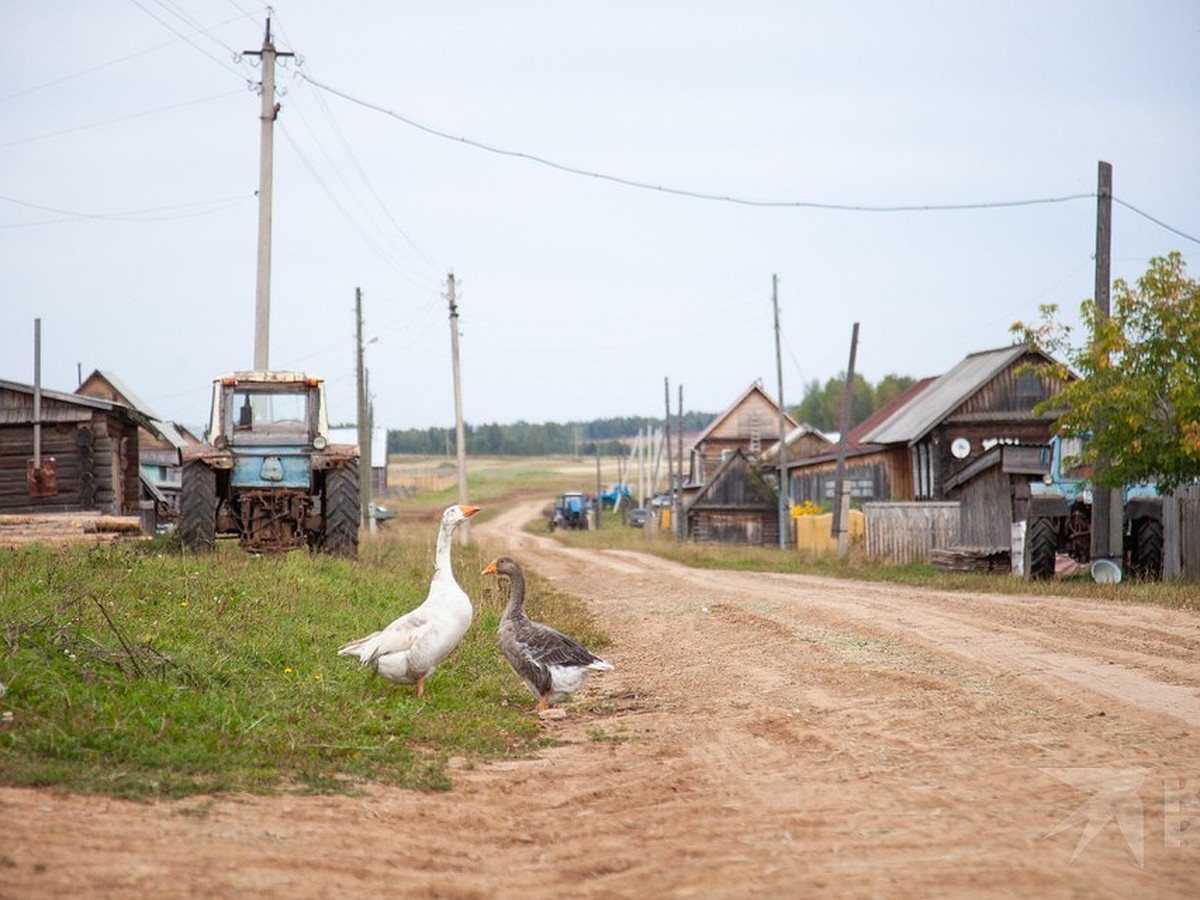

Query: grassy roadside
[0,461,604,800]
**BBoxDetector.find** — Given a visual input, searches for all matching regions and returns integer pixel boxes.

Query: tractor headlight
[312,435,328,450]
[213,434,228,450]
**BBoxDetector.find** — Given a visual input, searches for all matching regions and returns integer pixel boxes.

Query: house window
[1015,372,1043,408]
[913,441,934,499]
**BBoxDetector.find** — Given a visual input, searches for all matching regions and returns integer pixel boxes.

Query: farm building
[783,378,935,507]
[0,378,150,517]
[785,344,1071,506]
[74,369,197,518]
[684,448,779,545]
[684,381,798,504]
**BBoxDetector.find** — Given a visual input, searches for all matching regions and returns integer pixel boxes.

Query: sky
[2,1,1198,435]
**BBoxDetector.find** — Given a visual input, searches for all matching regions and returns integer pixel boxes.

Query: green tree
[1012,251,1200,493]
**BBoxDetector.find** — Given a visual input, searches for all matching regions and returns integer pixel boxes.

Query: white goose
[482,555,613,712]
[338,504,480,697]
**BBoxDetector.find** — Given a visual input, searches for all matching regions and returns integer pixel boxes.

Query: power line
[301,73,1198,243]
[1114,197,1200,247]
[301,73,1094,213]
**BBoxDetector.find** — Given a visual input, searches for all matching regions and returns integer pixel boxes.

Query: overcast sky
[3,2,1198,434]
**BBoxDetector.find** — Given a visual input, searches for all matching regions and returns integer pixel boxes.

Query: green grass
[0,486,609,800]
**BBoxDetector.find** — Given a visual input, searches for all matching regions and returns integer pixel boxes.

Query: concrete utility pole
[447,273,470,544]
[355,288,372,531]
[772,274,789,549]
[1090,160,1121,563]
[245,17,293,371]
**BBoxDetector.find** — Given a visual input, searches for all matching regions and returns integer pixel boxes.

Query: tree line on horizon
[386,375,916,456]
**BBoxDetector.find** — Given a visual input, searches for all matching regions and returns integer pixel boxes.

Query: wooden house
[74,369,197,518]
[785,378,935,506]
[0,378,149,516]
[785,345,1070,505]
[684,448,779,545]
[685,381,798,499]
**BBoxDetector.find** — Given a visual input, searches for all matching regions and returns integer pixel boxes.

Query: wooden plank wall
[1173,485,1200,581]
[864,501,960,564]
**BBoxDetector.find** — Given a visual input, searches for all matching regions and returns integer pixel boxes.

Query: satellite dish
[951,437,971,459]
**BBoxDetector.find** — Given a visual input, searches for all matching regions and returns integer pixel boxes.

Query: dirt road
[3,499,1200,898]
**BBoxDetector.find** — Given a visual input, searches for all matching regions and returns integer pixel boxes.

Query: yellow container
[794,509,864,553]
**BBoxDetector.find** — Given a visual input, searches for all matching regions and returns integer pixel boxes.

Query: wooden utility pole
[355,288,371,531]
[676,383,684,539]
[663,378,676,539]
[245,17,293,371]
[772,274,789,549]
[1090,161,1120,562]
[447,273,470,544]
[832,322,860,559]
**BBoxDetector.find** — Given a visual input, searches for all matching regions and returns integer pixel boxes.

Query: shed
[0,378,149,516]
[75,369,197,516]
[684,448,779,545]
[942,443,1051,550]
[685,381,798,501]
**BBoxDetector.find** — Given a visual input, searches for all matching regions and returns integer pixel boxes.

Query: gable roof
[76,369,192,451]
[0,378,154,430]
[861,345,1051,446]
[690,381,800,450]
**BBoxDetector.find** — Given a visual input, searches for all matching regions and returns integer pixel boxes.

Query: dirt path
[4,499,1200,898]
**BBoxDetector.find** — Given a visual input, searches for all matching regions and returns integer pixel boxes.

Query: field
[2,457,1200,898]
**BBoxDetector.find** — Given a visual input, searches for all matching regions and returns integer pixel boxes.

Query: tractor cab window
[1059,435,1091,480]
[232,390,309,432]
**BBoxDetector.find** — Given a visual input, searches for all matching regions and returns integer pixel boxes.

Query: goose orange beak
[459,504,481,518]
[481,559,498,575]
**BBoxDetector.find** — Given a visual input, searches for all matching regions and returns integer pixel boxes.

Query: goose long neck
[503,568,527,619]
[433,521,455,578]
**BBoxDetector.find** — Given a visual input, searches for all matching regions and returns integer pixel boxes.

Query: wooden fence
[863,502,960,565]
[1167,485,1200,580]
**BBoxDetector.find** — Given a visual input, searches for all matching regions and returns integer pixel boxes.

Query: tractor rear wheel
[1027,515,1059,580]
[179,460,217,553]
[322,462,360,558]
[1128,516,1164,580]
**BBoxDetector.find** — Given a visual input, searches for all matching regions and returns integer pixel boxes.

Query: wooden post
[447,273,470,544]
[832,322,860,559]
[1090,161,1117,563]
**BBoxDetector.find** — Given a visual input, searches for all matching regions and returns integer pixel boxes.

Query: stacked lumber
[0,512,147,548]
[931,546,1011,574]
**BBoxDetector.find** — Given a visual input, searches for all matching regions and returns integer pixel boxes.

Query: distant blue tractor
[549,492,590,531]
[598,482,634,510]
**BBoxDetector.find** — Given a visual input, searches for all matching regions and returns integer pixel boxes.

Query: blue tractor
[1026,434,1163,580]
[179,371,360,556]
[549,491,590,530]
[598,482,634,510]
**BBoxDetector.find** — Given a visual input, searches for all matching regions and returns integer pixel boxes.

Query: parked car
[628,507,650,528]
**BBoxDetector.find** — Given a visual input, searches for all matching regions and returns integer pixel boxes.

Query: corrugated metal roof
[862,345,1029,446]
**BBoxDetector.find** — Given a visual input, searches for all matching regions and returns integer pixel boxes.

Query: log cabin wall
[0,383,141,516]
